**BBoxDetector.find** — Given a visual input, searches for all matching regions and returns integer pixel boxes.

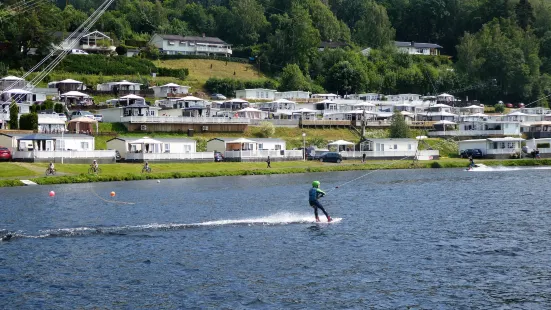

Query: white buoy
[157,180,161,183]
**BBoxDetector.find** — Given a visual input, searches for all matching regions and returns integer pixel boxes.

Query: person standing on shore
[266,156,271,168]
[362,153,366,163]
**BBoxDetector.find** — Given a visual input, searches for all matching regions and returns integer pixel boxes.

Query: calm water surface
[1,167,551,309]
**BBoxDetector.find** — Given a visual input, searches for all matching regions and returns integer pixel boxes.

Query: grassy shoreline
[1,158,550,188]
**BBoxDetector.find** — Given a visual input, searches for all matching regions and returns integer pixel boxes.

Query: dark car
[214,151,224,162]
[460,149,483,159]
[319,152,343,163]
[0,147,11,161]
[307,151,327,160]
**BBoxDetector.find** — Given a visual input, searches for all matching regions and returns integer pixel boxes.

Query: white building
[458,137,524,159]
[274,91,310,100]
[38,114,66,133]
[107,136,196,154]
[0,76,27,90]
[206,137,302,161]
[395,41,442,56]
[150,83,190,98]
[0,133,113,163]
[97,80,141,93]
[235,89,276,100]
[48,79,85,93]
[53,30,116,54]
[356,138,439,160]
[312,93,339,100]
[386,94,422,102]
[150,34,232,57]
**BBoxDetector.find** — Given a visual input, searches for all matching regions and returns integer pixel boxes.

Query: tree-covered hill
[2,0,551,105]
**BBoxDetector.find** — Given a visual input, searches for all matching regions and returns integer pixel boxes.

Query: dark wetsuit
[309,187,329,218]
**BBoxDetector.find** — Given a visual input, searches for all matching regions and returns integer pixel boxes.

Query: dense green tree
[325,60,364,95]
[308,0,350,42]
[279,63,311,91]
[9,103,18,130]
[389,109,410,138]
[226,0,269,46]
[516,0,535,30]
[267,3,320,72]
[353,1,395,48]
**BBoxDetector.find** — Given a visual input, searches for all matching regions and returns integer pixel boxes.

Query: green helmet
[312,181,320,188]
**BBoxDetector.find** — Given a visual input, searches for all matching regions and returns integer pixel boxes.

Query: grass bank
[155,59,267,91]
[1,158,549,187]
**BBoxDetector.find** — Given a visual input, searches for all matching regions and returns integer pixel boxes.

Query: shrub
[19,113,38,130]
[9,103,18,129]
[537,143,550,148]
[205,77,277,97]
[494,103,505,113]
[54,103,64,113]
[257,121,275,138]
[115,45,128,56]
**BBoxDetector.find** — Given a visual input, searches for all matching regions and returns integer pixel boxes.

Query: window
[258,144,264,150]
[507,142,514,148]
[394,144,398,150]
[164,143,170,153]
[500,142,506,148]
[168,41,175,45]
[81,142,89,150]
[275,144,282,150]
[408,144,412,150]
[184,145,191,153]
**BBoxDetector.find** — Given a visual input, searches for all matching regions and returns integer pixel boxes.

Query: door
[46,140,53,151]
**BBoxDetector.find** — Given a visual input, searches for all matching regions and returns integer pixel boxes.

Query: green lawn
[0,163,41,178]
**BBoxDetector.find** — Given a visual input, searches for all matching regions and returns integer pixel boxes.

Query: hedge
[56,54,188,79]
[19,113,38,130]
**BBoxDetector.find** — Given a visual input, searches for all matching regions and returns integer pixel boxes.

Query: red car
[0,147,11,161]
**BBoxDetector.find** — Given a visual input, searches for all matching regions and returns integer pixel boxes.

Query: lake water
[1,167,551,309]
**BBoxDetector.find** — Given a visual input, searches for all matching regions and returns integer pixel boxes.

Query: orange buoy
[110,191,116,197]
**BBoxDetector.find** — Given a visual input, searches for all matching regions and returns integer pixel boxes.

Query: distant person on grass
[266,156,271,168]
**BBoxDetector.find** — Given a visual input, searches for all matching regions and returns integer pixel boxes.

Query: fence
[249,119,300,127]
[224,150,303,159]
[13,150,116,159]
[338,150,439,159]
[121,116,251,124]
[427,130,513,137]
[125,152,213,161]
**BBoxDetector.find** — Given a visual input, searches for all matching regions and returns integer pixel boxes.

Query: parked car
[214,151,224,162]
[307,151,327,160]
[70,111,94,120]
[211,93,227,100]
[460,149,483,159]
[506,103,513,108]
[319,152,343,163]
[0,147,12,161]
[58,113,67,122]
[94,114,103,122]
[70,49,88,55]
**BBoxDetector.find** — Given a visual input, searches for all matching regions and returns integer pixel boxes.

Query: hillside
[155,59,267,91]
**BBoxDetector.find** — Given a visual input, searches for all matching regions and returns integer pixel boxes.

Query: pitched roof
[395,41,443,49]
[155,34,229,45]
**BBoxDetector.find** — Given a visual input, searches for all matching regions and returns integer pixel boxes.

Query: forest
[1,0,551,105]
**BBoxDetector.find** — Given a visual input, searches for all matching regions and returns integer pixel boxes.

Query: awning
[327,140,355,146]
[61,91,90,98]
[226,138,257,144]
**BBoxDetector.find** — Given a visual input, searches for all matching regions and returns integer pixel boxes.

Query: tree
[267,3,321,72]
[54,103,64,113]
[353,1,395,48]
[494,102,505,113]
[325,60,364,95]
[116,45,128,56]
[19,113,38,131]
[279,64,310,91]
[9,103,18,130]
[389,109,410,138]
[42,99,55,110]
[226,0,269,46]
[307,0,350,42]
[258,121,275,138]
[515,0,535,30]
